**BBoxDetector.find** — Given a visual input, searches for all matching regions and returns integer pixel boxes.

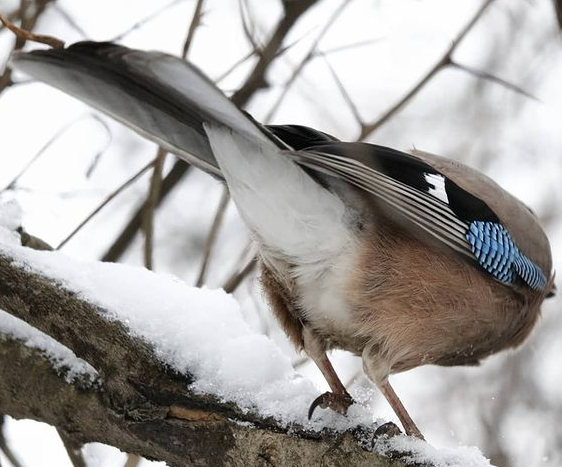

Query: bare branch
[108,0,187,42]
[239,0,262,53]
[181,0,205,59]
[230,0,320,106]
[101,160,190,263]
[57,160,155,250]
[264,0,350,122]
[318,38,382,57]
[214,50,256,83]
[449,60,539,101]
[142,148,167,270]
[0,10,64,48]
[51,4,90,39]
[321,55,364,126]
[359,0,496,140]
[0,0,59,95]
[223,251,257,294]
[195,186,230,287]
[0,8,19,32]
[3,114,111,191]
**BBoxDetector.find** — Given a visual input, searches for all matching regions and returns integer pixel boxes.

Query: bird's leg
[303,328,354,419]
[377,379,424,440]
[362,346,424,439]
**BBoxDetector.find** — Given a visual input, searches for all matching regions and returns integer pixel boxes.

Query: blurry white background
[1,1,561,466]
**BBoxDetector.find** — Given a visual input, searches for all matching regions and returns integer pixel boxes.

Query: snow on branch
[0,202,493,467]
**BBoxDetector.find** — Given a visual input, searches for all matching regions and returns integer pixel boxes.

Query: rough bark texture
[0,234,426,467]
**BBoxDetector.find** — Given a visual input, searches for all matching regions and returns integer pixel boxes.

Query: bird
[10,41,555,439]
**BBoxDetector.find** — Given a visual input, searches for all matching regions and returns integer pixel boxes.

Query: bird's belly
[293,245,364,352]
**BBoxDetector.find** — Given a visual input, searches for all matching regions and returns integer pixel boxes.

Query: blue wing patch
[466,221,547,291]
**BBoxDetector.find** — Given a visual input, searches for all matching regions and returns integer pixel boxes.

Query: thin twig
[238,0,263,53]
[108,0,186,42]
[214,29,312,85]
[101,160,190,262]
[321,55,364,125]
[141,0,206,268]
[0,0,58,94]
[359,0,495,140]
[3,118,80,191]
[84,116,114,178]
[51,4,90,38]
[2,114,112,191]
[449,60,539,101]
[230,0,319,106]
[264,0,351,122]
[318,38,382,56]
[57,160,155,250]
[142,148,167,270]
[222,250,258,294]
[181,0,205,59]
[195,186,230,287]
[0,9,19,32]
[214,50,255,83]
[0,11,64,48]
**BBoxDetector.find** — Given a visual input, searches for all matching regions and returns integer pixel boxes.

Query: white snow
[0,199,494,465]
[375,436,494,467]
[0,195,22,246]
[0,309,99,383]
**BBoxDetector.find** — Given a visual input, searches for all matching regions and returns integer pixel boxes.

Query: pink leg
[303,328,353,418]
[378,379,424,440]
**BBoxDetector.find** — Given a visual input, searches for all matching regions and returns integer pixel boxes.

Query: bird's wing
[288,142,550,291]
[10,41,281,178]
[266,124,340,149]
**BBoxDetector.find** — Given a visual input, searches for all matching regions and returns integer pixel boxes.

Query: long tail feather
[10,41,274,177]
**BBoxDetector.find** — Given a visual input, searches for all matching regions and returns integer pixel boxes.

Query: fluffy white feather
[205,124,358,329]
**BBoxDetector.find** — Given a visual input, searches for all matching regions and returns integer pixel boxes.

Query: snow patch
[0,309,99,384]
[375,436,494,467]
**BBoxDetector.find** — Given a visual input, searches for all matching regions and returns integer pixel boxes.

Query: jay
[10,42,555,439]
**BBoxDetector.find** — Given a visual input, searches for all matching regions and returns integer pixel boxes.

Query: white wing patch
[425,173,449,204]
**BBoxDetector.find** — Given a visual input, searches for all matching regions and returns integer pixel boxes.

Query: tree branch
[230,0,319,107]
[0,236,423,467]
[358,0,495,140]
[101,160,190,262]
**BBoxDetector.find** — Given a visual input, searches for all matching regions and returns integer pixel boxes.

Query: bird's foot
[308,391,354,419]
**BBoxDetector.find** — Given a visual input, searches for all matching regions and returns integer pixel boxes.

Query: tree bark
[0,235,425,467]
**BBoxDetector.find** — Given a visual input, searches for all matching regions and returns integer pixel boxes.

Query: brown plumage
[12,42,555,440]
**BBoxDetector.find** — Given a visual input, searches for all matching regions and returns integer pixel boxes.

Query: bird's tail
[10,42,352,265]
[9,41,279,178]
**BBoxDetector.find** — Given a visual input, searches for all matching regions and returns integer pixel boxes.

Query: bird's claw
[308,391,354,419]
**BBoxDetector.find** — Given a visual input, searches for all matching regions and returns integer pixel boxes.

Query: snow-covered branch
[0,209,493,467]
